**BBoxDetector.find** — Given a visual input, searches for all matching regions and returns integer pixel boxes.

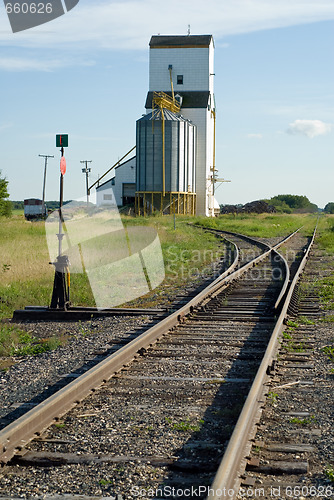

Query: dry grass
[0,215,53,286]
[0,214,225,318]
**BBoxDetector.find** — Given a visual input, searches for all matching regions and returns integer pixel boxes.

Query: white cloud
[216,42,230,49]
[247,133,263,139]
[0,57,95,71]
[0,122,13,132]
[287,119,332,138]
[0,0,333,50]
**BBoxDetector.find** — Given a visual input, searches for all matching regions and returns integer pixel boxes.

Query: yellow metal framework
[135,192,196,216]
[210,108,217,201]
[152,91,181,114]
[137,76,190,216]
[151,90,181,198]
[88,145,136,194]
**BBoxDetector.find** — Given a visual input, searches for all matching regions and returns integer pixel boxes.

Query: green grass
[304,273,334,312]
[289,415,316,426]
[11,209,24,217]
[193,213,319,238]
[316,216,334,254]
[297,316,315,325]
[54,422,66,429]
[108,215,230,308]
[0,323,62,358]
[286,320,299,328]
[0,214,228,318]
[0,324,24,357]
[324,466,334,483]
[165,416,204,432]
[0,215,54,320]
[318,277,334,308]
[322,315,334,323]
[283,341,306,353]
[99,479,114,486]
[267,391,279,405]
[322,345,334,362]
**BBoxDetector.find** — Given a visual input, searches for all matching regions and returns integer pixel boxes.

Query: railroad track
[239,241,333,500]
[0,227,317,499]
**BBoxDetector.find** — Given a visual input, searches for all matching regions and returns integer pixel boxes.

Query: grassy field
[1,212,333,359]
[0,213,228,321]
[194,213,322,238]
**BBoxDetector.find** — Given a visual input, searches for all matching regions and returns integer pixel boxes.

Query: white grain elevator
[135,34,216,216]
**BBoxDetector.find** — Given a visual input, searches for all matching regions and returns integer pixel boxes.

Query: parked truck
[24,199,47,220]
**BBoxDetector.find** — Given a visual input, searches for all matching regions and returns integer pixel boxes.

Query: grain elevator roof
[145,91,210,109]
[150,35,213,48]
[138,108,194,122]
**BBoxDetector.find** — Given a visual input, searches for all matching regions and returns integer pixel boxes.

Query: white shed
[96,156,136,207]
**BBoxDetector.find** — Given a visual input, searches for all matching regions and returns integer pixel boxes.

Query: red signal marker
[60,156,66,175]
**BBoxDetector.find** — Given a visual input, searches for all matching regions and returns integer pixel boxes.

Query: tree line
[264,194,318,213]
[1,171,334,217]
[0,171,11,217]
[220,194,334,215]
[266,195,334,214]
[10,200,70,212]
[0,171,73,216]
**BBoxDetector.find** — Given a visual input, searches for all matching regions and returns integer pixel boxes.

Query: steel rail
[271,227,304,309]
[272,248,290,310]
[204,227,301,311]
[192,226,270,252]
[0,230,296,465]
[207,226,317,499]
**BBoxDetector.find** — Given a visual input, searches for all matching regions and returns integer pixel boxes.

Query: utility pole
[39,154,54,216]
[81,160,92,205]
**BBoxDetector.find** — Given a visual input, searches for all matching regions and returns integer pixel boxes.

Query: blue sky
[0,0,333,208]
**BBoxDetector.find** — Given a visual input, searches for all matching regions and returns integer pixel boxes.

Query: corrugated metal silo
[136,108,196,215]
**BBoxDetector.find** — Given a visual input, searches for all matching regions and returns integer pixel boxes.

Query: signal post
[50,134,70,310]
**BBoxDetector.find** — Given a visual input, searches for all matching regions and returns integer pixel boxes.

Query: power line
[80,160,92,205]
[39,154,54,215]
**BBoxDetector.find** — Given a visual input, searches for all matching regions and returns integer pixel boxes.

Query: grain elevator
[135,34,216,216]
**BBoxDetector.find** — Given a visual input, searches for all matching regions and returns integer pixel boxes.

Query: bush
[268,194,318,213]
[324,202,334,214]
[0,171,11,217]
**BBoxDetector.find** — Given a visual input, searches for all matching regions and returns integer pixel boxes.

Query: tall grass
[0,216,52,285]
[193,213,319,238]
[0,323,62,358]
[316,215,334,254]
[0,214,225,319]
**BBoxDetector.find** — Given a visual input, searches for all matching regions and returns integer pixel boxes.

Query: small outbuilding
[96,156,136,207]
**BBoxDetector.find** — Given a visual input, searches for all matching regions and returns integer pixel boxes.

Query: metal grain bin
[136,108,196,194]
